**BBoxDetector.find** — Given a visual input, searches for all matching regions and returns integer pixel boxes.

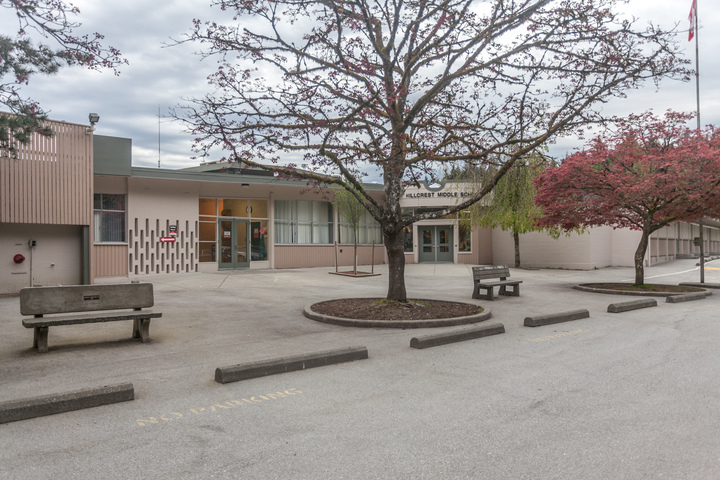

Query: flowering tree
[535,111,720,285]
[0,0,125,156]
[181,0,689,301]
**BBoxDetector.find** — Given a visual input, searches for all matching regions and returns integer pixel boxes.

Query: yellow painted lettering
[285,388,302,395]
[249,397,262,403]
[211,404,232,411]
[189,408,206,415]
[136,417,160,426]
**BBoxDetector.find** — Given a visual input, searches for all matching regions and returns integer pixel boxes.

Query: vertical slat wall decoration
[128,218,198,275]
[0,118,92,225]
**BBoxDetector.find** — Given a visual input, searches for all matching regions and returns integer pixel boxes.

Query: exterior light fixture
[86,113,100,134]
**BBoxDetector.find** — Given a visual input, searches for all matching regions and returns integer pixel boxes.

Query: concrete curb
[607,299,658,313]
[410,323,505,349]
[215,346,369,384]
[679,282,720,289]
[303,303,492,329]
[524,309,590,327]
[666,292,712,304]
[574,285,677,297]
[0,383,134,424]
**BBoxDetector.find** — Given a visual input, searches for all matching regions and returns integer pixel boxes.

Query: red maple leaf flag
[688,0,697,41]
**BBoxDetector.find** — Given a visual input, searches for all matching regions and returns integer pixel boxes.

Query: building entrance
[419,225,453,263]
[219,219,250,269]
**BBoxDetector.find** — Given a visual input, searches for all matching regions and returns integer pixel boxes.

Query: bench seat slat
[477,280,522,287]
[22,311,162,328]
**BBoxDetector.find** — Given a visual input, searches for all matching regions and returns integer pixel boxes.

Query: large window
[403,225,413,252]
[274,200,333,244]
[94,193,126,243]
[338,209,383,245]
[459,211,472,252]
[199,198,270,262]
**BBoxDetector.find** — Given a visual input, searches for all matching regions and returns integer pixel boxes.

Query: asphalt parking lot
[1,259,719,479]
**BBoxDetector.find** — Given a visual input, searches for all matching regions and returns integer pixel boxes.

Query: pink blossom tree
[180,0,689,301]
[535,111,720,285]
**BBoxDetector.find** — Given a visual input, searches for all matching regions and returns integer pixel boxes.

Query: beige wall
[1,223,82,294]
[492,229,597,269]
[127,178,199,275]
[275,244,385,269]
[610,228,640,267]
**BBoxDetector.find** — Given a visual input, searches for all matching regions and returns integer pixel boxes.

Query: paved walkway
[1,258,719,479]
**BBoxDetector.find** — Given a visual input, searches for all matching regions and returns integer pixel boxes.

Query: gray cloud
[4,0,717,176]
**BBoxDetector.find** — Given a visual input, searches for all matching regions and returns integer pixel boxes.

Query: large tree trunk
[513,230,521,268]
[634,229,651,285]
[384,228,407,301]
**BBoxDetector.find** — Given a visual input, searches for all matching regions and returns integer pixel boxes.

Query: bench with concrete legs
[20,283,162,353]
[472,265,522,301]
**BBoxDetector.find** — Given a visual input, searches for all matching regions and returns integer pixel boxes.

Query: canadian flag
[688,0,697,41]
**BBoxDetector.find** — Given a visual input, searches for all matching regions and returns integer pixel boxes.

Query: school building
[2,117,718,295]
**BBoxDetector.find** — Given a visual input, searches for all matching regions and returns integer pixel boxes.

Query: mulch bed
[311,298,483,321]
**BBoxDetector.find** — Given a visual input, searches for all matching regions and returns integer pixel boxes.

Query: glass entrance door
[418,225,454,263]
[219,219,250,269]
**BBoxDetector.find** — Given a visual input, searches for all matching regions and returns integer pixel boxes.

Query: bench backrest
[472,265,511,281]
[20,283,155,316]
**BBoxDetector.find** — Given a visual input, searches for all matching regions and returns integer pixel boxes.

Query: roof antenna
[158,105,161,168]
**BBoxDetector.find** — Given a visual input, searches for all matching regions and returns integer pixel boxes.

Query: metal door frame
[218,218,250,269]
[418,225,454,263]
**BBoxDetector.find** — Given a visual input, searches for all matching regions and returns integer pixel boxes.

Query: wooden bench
[20,283,162,353]
[472,265,522,301]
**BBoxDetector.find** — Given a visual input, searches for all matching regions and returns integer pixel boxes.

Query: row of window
[94,195,470,253]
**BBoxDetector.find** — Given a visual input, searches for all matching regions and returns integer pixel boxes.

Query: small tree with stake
[333,186,366,274]
[535,111,720,285]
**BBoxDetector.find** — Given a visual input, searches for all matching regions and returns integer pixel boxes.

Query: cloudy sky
[4,0,718,180]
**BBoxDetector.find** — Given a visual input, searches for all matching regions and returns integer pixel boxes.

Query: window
[403,225,413,252]
[274,200,333,244]
[459,211,472,252]
[199,198,270,262]
[339,209,383,245]
[94,194,126,243]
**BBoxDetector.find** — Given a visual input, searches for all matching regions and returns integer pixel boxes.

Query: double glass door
[219,219,250,269]
[419,225,454,263]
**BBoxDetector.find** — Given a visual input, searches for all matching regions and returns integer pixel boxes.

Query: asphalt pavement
[1,259,719,479]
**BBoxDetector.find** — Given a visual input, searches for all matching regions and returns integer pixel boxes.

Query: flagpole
[694,0,700,131]
[693,0,705,283]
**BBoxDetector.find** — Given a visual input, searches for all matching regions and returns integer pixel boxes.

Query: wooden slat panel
[0,117,92,225]
[92,244,129,278]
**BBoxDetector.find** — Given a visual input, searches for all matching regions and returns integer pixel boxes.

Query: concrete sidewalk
[1,258,719,479]
[1,258,717,400]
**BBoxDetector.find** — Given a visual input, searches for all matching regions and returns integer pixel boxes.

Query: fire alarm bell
[14,254,25,264]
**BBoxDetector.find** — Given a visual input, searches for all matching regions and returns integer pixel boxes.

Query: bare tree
[179,0,689,301]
